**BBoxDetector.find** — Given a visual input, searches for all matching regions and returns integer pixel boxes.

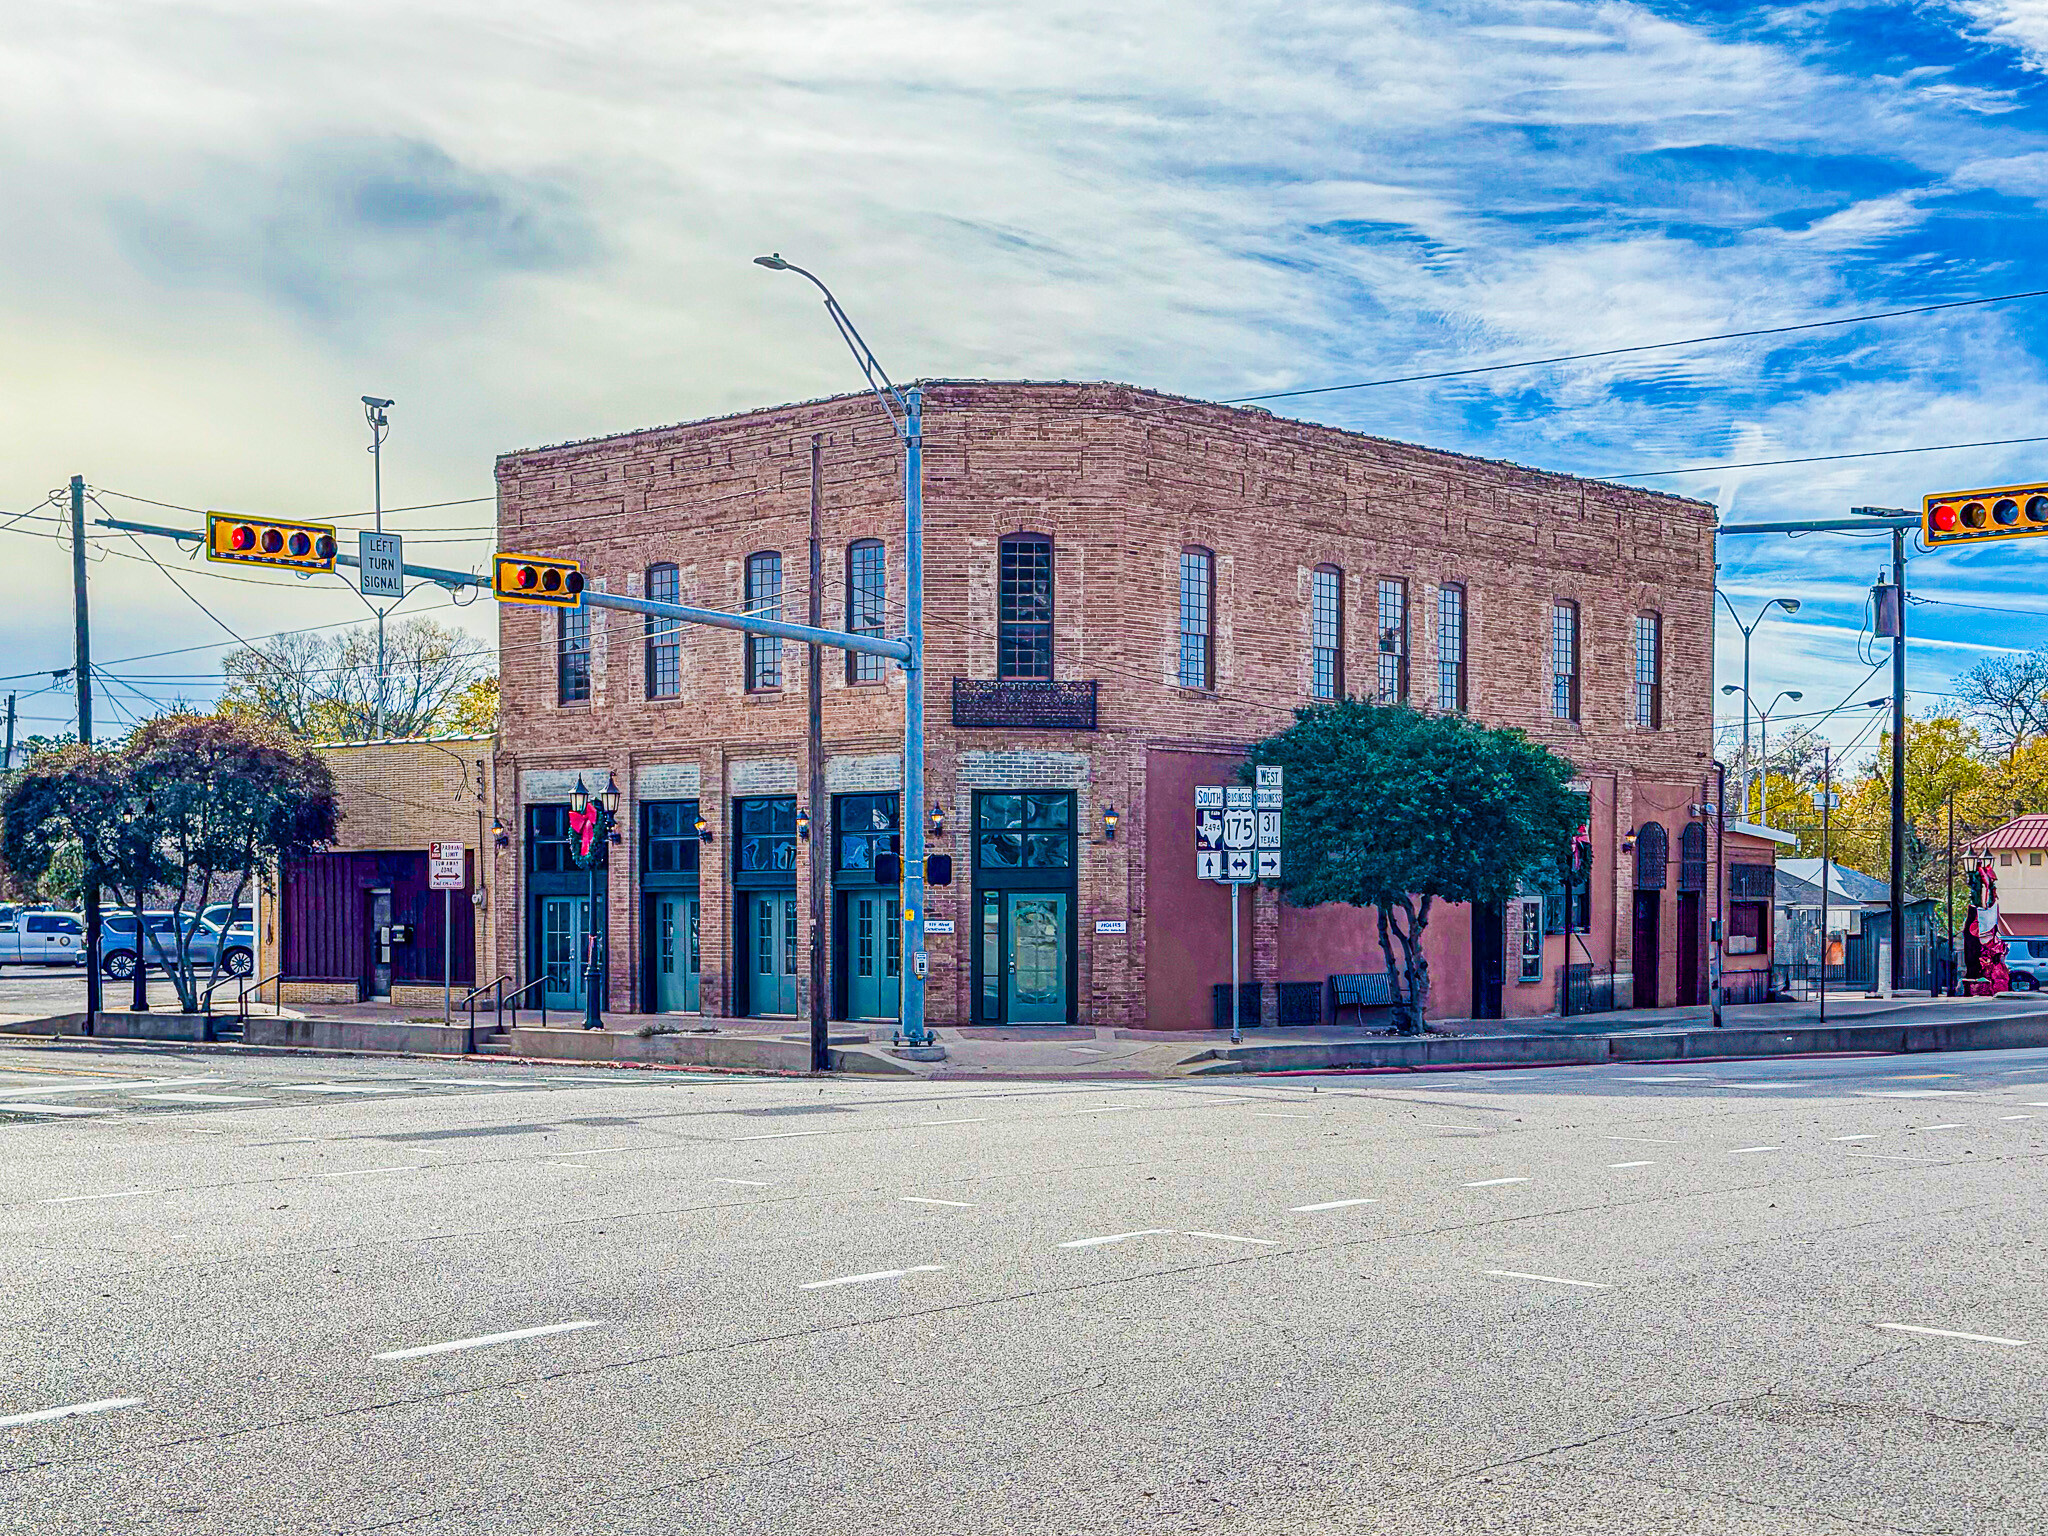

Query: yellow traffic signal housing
[493,552,585,606]
[1924,482,2048,548]
[205,512,338,573]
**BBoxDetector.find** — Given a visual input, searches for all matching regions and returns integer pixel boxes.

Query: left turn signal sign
[206,512,338,573]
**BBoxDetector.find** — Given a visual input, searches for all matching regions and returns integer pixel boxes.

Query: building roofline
[495,379,1716,513]
[309,733,496,749]
[1727,820,1799,846]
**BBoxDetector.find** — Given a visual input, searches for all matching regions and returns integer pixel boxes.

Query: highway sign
[1194,785,1224,810]
[360,532,404,597]
[1257,850,1282,878]
[1225,785,1253,809]
[1197,850,1222,880]
[1255,764,1283,809]
[1225,849,1253,880]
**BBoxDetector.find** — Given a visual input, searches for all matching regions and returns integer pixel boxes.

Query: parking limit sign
[428,841,466,891]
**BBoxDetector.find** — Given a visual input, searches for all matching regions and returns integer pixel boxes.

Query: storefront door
[749,891,800,1015]
[1004,891,1069,1023]
[652,894,700,1013]
[847,893,901,1021]
[540,895,589,1011]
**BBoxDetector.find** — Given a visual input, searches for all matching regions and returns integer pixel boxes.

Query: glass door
[749,892,800,1015]
[1004,891,1069,1023]
[540,896,588,1011]
[847,893,902,1021]
[653,894,700,1012]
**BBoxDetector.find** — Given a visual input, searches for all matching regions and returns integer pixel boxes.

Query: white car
[0,908,88,967]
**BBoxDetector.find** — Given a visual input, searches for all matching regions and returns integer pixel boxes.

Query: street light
[1756,689,1802,826]
[757,252,932,1050]
[1718,592,1801,819]
[568,772,622,1030]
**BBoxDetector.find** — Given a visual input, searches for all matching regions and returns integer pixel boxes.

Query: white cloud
[1940,2,2048,70]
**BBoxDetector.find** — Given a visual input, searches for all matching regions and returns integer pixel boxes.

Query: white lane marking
[1618,1075,1713,1084]
[1730,1146,1779,1154]
[1602,1135,1683,1144]
[1184,1231,1279,1245]
[1916,1124,1965,1131]
[38,1189,154,1205]
[553,1146,646,1157]
[918,1118,989,1127]
[320,1165,421,1179]
[410,1078,546,1089]
[375,1319,603,1361]
[1290,1198,1377,1212]
[732,1131,836,1141]
[0,1078,218,1099]
[1250,1113,1314,1119]
[1463,1177,1531,1187]
[1068,1047,1110,1054]
[1485,1269,1611,1290]
[1058,1229,1172,1249]
[1832,1134,1879,1142]
[1845,1151,1928,1161]
[0,1397,145,1430]
[2001,1114,2034,1120]
[130,1093,266,1104]
[1070,1106,1139,1115]
[900,1196,976,1208]
[1607,1161,1655,1169]
[1875,1322,2030,1347]
[0,1104,110,1117]
[1858,1090,1969,1098]
[713,1177,770,1186]
[1719,1081,1800,1089]
[800,1265,945,1291]
[2023,1102,2048,1108]
[276,1084,414,1095]
[1420,1122,1490,1131]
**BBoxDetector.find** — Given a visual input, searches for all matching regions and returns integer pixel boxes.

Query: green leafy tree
[1242,700,1583,1032]
[219,618,489,741]
[2,715,339,1012]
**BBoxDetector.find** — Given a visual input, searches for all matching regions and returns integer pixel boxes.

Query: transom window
[1311,565,1343,700]
[1376,578,1408,703]
[1552,600,1580,722]
[1634,612,1662,728]
[527,805,572,873]
[646,563,680,699]
[558,607,590,705]
[1438,583,1467,711]
[834,793,900,878]
[745,552,783,691]
[847,540,887,685]
[998,535,1054,681]
[976,792,1073,869]
[641,800,700,874]
[735,797,797,875]
[1178,547,1214,689]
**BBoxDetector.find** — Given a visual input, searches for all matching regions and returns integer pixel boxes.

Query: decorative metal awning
[951,678,1098,730]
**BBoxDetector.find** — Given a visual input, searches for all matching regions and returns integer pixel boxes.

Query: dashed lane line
[1875,1323,2030,1347]
[0,1397,145,1430]
[1058,1229,1172,1249]
[375,1320,604,1361]
[1289,1198,1378,1212]
[1484,1270,1612,1290]
[799,1266,945,1291]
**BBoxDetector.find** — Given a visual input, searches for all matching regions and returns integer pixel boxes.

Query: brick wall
[494,383,1716,1025]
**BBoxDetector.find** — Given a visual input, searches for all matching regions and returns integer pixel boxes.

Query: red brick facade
[493,382,1720,1028]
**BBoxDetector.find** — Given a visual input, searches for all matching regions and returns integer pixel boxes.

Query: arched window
[846,540,886,685]
[1680,822,1707,892]
[998,534,1054,680]
[1635,821,1668,891]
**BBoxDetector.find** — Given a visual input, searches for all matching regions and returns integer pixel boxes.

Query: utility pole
[71,475,101,1030]
[1889,523,1908,996]
[1819,746,1830,1024]
[364,397,392,739]
[901,389,928,1048]
[1711,760,1725,1028]
[807,434,829,1073]
[1946,790,1957,997]
[2,692,14,771]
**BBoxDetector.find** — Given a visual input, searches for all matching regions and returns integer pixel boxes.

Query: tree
[443,675,499,735]
[1,715,339,1012]
[1242,700,1583,1033]
[1955,647,2048,758]
[219,617,490,741]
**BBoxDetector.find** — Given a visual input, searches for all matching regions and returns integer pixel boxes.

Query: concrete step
[475,1036,514,1055]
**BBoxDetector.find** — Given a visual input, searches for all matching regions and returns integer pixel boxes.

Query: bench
[1329,972,1393,1026]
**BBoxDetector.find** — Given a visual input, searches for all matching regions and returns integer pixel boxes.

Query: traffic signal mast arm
[95,513,914,663]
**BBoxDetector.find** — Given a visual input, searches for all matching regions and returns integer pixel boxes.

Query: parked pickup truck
[0,908,88,967]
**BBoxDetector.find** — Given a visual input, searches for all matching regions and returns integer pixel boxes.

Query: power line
[1224,287,2048,405]
[1606,433,2048,481]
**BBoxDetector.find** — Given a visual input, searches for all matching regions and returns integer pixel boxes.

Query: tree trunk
[1383,894,1434,1034]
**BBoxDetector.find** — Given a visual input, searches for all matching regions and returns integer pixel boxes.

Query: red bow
[569,802,600,859]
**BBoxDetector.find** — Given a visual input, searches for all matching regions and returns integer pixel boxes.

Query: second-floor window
[1634,612,1662,728]
[558,605,590,704]
[646,562,679,699]
[1552,600,1580,722]
[1311,565,1343,701]
[1177,547,1213,689]
[1438,583,1466,711]
[847,540,886,685]
[999,534,1054,680]
[745,551,783,691]
[1376,578,1408,703]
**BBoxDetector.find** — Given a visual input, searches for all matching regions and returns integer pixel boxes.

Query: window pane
[1438,584,1465,711]
[848,542,887,684]
[1376,578,1407,703]
[1312,567,1342,701]
[1177,549,1212,689]
[1025,832,1071,868]
[980,793,1022,829]
[646,563,680,699]
[1634,613,1661,728]
[558,606,591,704]
[1024,793,1071,829]
[981,893,1001,1020]
[998,537,1054,680]
[746,553,783,689]
[979,832,1022,868]
[1552,602,1579,721]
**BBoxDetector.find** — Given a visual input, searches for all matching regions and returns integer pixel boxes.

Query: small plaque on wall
[925,919,956,935]
[1095,920,1127,934]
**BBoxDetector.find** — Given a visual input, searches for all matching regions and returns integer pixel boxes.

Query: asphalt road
[1,1041,2044,1534]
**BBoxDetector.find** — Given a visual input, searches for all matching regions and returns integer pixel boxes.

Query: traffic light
[492,552,585,607]
[1923,482,2048,548]
[205,512,338,573]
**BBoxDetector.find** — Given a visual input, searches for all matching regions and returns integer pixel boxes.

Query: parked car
[203,903,254,933]
[2003,937,2048,990]
[0,909,87,967]
[97,911,253,980]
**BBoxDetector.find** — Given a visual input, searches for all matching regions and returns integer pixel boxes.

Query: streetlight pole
[363,397,393,740]
[570,772,620,1031]
[755,254,931,1048]
[1716,592,1801,821]
[1756,689,1802,826]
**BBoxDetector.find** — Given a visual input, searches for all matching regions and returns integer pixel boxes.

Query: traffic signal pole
[71,475,101,1032]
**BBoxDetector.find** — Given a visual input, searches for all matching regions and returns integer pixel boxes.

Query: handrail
[503,973,547,1031]
[462,974,512,1029]
[235,969,287,1025]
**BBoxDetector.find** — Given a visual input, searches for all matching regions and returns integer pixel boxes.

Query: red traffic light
[231,524,256,550]
[517,565,539,589]
[493,552,583,606]
[1929,503,1957,533]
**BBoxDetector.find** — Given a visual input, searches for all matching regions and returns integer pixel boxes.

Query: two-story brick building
[491,382,1720,1030]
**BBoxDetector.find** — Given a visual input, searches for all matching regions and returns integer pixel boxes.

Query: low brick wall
[243,1017,476,1055]
[281,981,358,1006]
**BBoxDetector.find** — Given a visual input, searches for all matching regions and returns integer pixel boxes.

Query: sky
[4,1,2048,767]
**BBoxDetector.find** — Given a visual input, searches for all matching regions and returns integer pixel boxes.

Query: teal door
[749,892,800,1015]
[1004,892,1069,1023]
[652,894,700,1012]
[847,893,901,1021]
[540,896,589,1011]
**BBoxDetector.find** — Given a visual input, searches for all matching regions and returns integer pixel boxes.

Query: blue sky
[3,1,2046,764]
